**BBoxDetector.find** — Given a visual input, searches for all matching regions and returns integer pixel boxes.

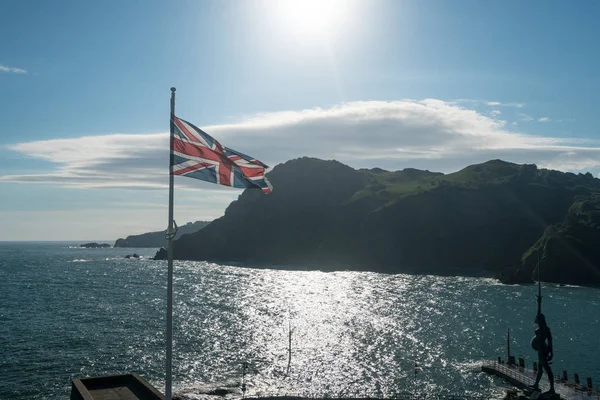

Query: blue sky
[1,0,599,240]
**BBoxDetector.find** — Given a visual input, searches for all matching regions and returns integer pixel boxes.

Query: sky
[1,0,599,240]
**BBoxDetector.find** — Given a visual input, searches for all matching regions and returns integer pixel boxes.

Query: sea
[0,242,599,400]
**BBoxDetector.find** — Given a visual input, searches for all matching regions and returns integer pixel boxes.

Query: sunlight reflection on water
[1,244,598,400]
[168,263,597,399]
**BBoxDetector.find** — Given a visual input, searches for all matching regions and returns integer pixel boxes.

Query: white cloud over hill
[3,99,600,189]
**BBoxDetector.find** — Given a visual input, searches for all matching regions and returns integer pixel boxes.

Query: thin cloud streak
[0,64,27,74]
[486,101,524,108]
[3,99,600,189]
[453,99,524,108]
[518,113,534,122]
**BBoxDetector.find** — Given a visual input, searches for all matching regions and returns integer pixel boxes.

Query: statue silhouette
[530,313,555,394]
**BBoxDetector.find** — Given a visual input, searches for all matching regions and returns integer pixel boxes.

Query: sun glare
[274,0,347,38]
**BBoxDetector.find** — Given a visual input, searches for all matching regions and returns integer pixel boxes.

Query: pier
[482,360,600,400]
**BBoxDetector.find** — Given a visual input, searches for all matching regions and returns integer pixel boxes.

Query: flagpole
[166,87,176,400]
[537,247,542,316]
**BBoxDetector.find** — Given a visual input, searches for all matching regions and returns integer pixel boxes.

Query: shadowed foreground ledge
[71,373,164,400]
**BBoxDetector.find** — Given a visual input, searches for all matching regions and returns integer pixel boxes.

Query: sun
[274,0,346,38]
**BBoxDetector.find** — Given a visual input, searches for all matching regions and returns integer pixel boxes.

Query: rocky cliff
[157,158,600,285]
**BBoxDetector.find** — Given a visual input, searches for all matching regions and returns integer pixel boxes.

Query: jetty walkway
[246,395,496,400]
[482,360,600,400]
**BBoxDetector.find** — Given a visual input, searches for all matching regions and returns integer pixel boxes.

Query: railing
[482,360,540,390]
[240,361,600,400]
[246,393,498,400]
[482,360,600,400]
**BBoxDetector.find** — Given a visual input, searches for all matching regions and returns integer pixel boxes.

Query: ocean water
[0,243,599,400]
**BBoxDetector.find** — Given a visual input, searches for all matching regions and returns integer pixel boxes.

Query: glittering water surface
[1,243,599,400]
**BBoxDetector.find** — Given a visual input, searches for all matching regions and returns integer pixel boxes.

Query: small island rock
[80,243,111,248]
[153,247,168,260]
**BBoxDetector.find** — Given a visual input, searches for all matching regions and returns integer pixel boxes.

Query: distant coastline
[0,240,115,244]
[114,221,210,248]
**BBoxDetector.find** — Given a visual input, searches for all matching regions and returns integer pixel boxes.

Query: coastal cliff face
[115,221,210,248]
[163,157,600,285]
[519,194,600,285]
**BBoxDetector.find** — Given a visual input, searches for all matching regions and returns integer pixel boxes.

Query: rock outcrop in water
[115,221,210,248]
[80,242,111,248]
[156,157,600,285]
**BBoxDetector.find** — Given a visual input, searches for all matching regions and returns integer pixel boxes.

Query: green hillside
[160,157,600,285]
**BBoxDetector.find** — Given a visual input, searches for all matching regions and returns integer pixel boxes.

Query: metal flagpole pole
[507,328,511,361]
[537,248,542,315]
[166,87,176,400]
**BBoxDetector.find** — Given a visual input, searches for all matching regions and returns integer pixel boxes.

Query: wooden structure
[482,361,600,400]
[71,373,165,400]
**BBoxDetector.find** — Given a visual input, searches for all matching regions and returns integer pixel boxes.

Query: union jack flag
[171,115,272,194]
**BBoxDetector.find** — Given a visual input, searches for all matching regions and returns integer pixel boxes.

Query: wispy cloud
[2,99,600,189]
[518,113,534,122]
[538,117,551,122]
[0,64,27,74]
[486,101,524,108]
[453,99,524,108]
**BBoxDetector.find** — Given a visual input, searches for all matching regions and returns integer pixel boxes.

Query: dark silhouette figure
[530,313,555,393]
